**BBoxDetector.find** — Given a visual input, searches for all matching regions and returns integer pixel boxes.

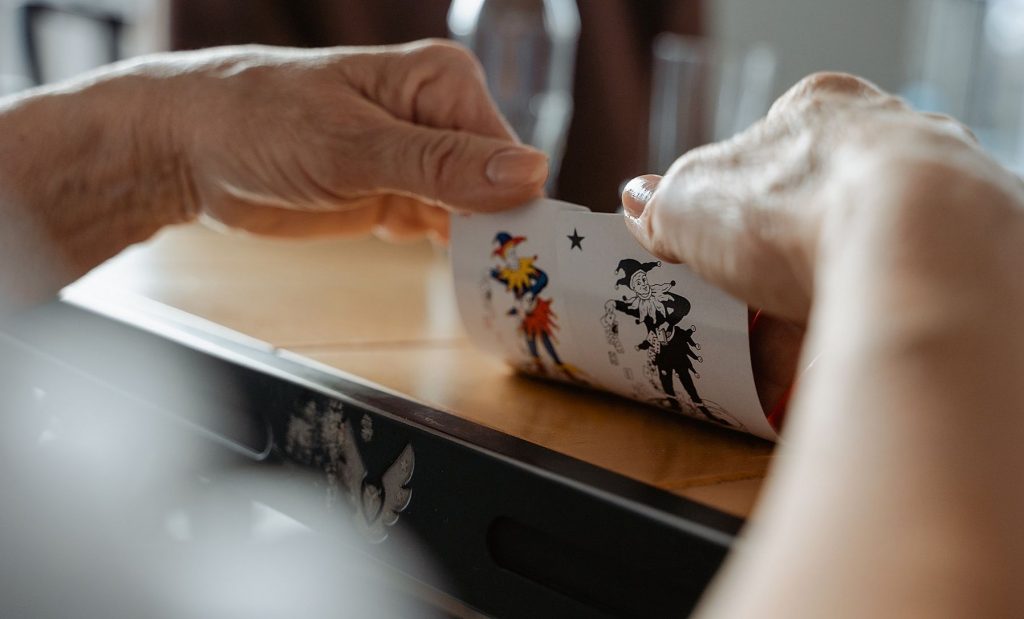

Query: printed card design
[451,199,585,381]
[555,212,775,439]
[452,202,776,440]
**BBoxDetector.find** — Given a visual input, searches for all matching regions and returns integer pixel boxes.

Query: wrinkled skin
[624,74,1024,618]
[623,73,984,322]
[0,40,547,311]
[624,73,1004,421]
[175,41,547,239]
[6,39,1024,615]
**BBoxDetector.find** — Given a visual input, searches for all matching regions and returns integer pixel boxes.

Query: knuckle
[419,132,464,193]
[411,38,479,69]
[797,72,881,100]
[922,111,978,142]
[771,72,891,116]
[799,72,872,95]
[662,147,703,182]
[395,40,486,120]
[922,111,956,124]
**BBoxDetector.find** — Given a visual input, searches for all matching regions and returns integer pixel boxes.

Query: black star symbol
[567,228,585,250]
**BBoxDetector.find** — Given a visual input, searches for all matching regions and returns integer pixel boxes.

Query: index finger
[371,40,519,142]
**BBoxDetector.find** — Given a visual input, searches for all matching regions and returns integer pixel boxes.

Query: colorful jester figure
[490,232,574,378]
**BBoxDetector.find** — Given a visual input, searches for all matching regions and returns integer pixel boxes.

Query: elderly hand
[620,74,1017,412]
[157,40,545,241]
[624,74,1024,619]
[621,72,998,322]
[0,40,546,311]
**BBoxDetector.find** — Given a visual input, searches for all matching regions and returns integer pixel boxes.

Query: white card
[451,201,776,440]
[451,199,586,380]
[554,211,775,439]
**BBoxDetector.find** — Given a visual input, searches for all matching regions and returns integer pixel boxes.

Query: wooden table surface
[70,224,774,517]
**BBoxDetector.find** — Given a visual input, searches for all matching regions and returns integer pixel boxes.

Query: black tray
[1,296,742,618]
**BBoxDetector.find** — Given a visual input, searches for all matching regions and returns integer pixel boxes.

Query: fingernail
[486,148,549,186]
[622,175,660,217]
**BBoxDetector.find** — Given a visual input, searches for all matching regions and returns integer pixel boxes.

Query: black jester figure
[603,259,730,425]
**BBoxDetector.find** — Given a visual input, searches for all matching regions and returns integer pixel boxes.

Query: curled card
[451,199,776,440]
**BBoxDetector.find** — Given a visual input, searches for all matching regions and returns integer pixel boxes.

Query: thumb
[371,122,548,212]
[622,175,813,323]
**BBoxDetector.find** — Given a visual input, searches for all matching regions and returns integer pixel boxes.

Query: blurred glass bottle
[649,34,777,174]
[448,0,580,191]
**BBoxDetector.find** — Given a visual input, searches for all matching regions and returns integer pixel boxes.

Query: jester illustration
[603,259,731,425]
[489,232,575,378]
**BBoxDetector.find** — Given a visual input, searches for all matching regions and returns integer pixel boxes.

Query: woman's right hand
[626,74,1024,619]
[621,72,1007,323]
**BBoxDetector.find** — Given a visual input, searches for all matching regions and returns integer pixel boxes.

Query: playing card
[555,211,775,439]
[451,198,587,382]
